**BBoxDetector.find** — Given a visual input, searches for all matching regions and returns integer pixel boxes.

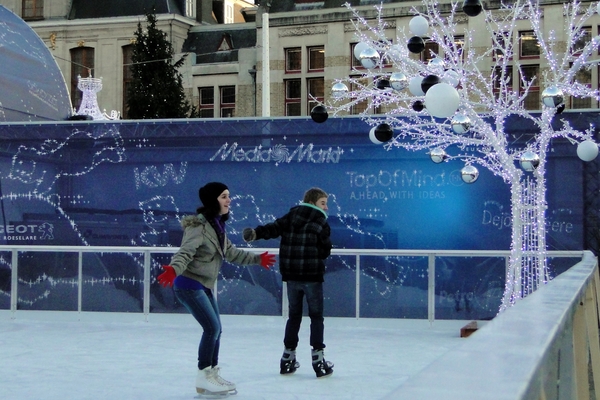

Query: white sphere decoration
[409,15,429,36]
[331,82,349,99]
[359,47,380,69]
[577,140,599,161]
[390,72,409,91]
[408,76,425,96]
[353,42,369,59]
[424,83,460,118]
[461,165,479,184]
[369,126,382,144]
[443,70,460,87]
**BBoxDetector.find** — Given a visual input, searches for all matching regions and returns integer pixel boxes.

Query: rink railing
[1,245,586,324]
[383,250,600,400]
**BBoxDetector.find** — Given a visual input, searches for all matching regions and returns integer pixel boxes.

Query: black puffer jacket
[255,204,332,282]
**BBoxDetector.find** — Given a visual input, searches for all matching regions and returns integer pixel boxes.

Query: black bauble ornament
[421,74,441,94]
[412,100,424,112]
[407,36,425,54]
[374,123,393,142]
[310,105,328,123]
[376,79,391,90]
[462,0,482,16]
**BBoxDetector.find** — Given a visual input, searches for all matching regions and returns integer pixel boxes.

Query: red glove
[260,252,276,270]
[157,265,176,287]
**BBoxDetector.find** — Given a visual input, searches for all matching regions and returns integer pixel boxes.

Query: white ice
[0,311,472,400]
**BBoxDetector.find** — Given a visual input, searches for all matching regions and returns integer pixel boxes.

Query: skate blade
[316,370,333,379]
[195,388,230,399]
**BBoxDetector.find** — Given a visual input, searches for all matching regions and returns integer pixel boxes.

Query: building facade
[1,0,599,119]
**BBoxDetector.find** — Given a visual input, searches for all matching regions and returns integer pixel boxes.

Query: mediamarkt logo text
[210,143,342,164]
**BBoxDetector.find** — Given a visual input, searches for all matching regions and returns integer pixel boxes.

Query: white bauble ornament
[424,83,460,118]
[369,127,380,144]
[353,42,369,59]
[443,70,460,87]
[408,76,425,96]
[577,140,599,161]
[409,15,429,36]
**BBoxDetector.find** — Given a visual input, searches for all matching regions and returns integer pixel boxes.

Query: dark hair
[303,187,328,204]
[197,182,229,221]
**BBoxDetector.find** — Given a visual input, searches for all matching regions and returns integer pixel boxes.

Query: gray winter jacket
[169,214,261,289]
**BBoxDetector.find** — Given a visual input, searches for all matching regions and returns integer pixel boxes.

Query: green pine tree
[127,11,197,119]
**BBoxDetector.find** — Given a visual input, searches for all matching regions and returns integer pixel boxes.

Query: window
[350,76,369,115]
[186,0,195,18]
[493,66,513,94]
[70,47,95,110]
[421,40,439,63]
[450,35,464,62]
[307,78,324,112]
[122,45,134,119]
[308,46,325,71]
[351,43,362,69]
[573,26,591,55]
[220,86,235,117]
[285,79,301,116]
[198,87,214,118]
[225,4,234,23]
[285,48,301,73]
[520,65,539,110]
[519,31,539,58]
[571,65,592,109]
[493,32,512,61]
[22,0,43,20]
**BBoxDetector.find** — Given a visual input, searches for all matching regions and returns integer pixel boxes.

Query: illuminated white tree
[325,0,600,311]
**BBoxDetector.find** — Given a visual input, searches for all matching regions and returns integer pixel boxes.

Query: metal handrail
[1,245,586,322]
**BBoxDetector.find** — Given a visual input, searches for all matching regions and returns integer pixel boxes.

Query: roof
[267,0,404,13]
[182,28,257,64]
[68,0,184,19]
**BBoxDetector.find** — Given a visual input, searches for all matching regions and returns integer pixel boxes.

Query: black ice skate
[280,348,300,375]
[311,348,333,378]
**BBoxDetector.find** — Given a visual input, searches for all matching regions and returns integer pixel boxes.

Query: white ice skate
[211,366,237,395]
[195,367,230,398]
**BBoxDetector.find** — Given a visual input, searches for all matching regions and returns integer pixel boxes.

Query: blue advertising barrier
[0,113,595,318]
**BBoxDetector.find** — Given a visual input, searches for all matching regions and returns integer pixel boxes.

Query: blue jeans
[174,287,221,370]
[284,281,325,350]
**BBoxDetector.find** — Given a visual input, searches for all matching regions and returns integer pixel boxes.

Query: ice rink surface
[0,311,471,400]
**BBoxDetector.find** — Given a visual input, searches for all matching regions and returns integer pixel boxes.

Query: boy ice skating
[243,187,334,378]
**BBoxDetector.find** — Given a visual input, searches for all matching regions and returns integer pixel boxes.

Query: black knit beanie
[198,182,229,217]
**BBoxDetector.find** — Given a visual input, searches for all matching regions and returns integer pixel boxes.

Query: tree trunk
[500,174,549,311]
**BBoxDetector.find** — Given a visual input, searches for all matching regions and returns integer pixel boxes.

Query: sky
[0,311,470,400]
